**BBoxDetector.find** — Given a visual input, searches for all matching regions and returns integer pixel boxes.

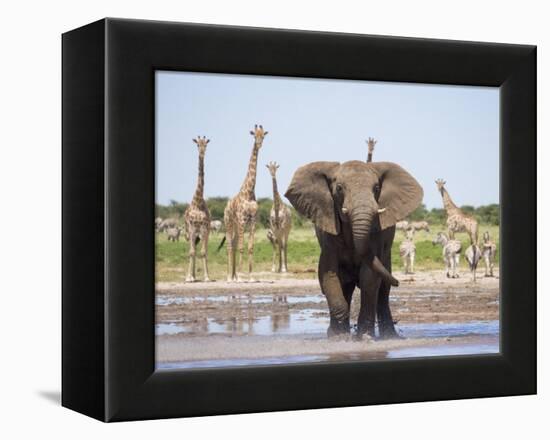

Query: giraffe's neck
[191,152,205,206]
[367,152,373,163]
[239,142,260,200]
[440,188,459,214]
[272,175,282,221]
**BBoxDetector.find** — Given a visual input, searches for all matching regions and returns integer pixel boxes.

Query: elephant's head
[285,160,423,259]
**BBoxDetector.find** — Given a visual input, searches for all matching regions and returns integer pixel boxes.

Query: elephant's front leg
[318,253,350,337]
[357,262,382,338]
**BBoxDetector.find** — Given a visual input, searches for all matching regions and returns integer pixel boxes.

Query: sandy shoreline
[156,333,498,363]
[156,269,499,293]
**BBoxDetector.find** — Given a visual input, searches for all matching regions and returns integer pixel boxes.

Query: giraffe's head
[250,124,268,147]
[366,137,377,153]
[192,136,210,154]
[266,161,280,177]
[435,178,446,193]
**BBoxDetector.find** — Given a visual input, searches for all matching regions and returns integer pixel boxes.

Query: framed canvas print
[62,18,536,422]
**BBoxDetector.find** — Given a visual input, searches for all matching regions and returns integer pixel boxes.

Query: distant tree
[256,198,272,228]
[409,203,428,221]
[290,207,307,228]
[206,197,228,220]
[476,204,500,225]
[427,208,446,225]
[460,205,475,215]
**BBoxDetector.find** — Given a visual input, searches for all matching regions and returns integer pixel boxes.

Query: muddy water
[155,289,499,369]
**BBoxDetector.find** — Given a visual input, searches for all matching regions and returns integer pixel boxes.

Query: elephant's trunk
[351,208,374,257]
[351,207,399,287]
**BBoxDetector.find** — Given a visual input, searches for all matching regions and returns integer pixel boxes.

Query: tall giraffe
[223,125,268,282]
[266,161,292,273]
[435,179,478,246]
[183,136,211,282]
[366,137,377,163]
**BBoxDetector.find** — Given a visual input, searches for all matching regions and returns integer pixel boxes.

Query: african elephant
[285,160,423,339]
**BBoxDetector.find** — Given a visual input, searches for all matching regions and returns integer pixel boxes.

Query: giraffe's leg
[271,241,277,272]
[281,234,288,273]
[186,231,196,282]
[200,227,210,282]
[277,237,283,273]
[270,233,278,272]
[236,222,246,282]
[247,221,257,281]
[411,250,415,274]
[225,225,235,282]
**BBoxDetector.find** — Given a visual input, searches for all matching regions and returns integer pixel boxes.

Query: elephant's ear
[370,162,424,231]
[285,161,340,235]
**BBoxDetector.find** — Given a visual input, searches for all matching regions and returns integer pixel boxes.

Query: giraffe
[183,136,211,282]
[435,179,479,246]
[223,125,268,282]
[266,161,292,273]
[482,231,497,277]
[366,137,377,163]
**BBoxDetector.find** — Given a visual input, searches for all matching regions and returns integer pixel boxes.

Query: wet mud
[156,270,499,369]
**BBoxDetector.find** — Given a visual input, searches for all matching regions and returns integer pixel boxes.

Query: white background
[0,0,546,437]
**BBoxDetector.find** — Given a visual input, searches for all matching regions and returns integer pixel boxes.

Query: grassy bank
[156,225,499,282]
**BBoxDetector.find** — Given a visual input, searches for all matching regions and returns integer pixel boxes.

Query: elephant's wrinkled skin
[285,161,423,339]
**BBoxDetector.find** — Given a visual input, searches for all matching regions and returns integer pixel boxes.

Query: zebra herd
[156,217,223,242]
[397,220,497,281]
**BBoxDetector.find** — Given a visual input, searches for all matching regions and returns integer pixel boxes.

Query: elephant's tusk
[377,207,386,214]
[341,207,348,214]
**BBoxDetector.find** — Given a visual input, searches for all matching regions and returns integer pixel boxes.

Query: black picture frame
[62,18,536,422]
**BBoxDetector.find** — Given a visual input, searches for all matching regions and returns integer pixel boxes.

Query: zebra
[210,219,223,234]
[432,232,462,278]
[482,231,497,277]
[399,229,416,274]
[465,244,482,282]
[166,226,182,242]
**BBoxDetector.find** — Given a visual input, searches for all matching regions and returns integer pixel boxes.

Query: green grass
[156,224,499,282]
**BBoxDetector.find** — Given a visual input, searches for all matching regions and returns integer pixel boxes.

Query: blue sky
[156,71,499,210]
